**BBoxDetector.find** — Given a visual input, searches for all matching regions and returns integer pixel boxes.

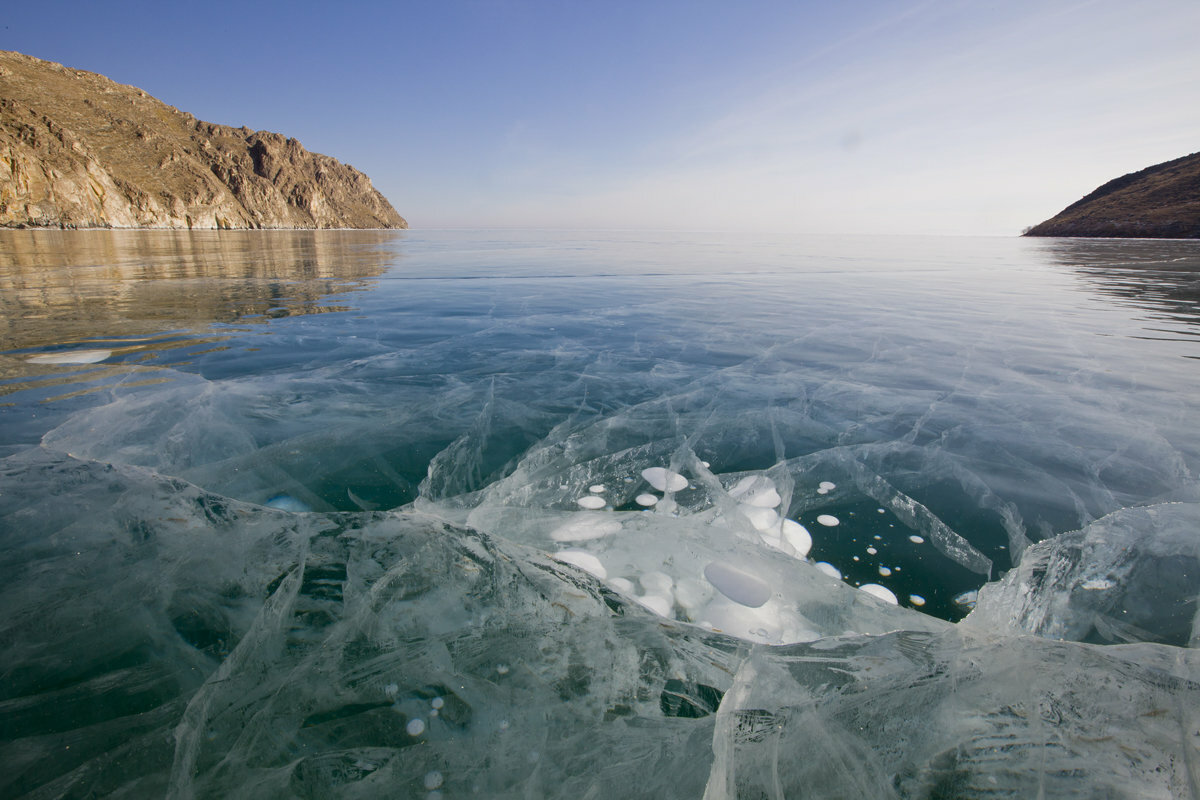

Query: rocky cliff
[1024,151,1200,238]
[0,51,406,229]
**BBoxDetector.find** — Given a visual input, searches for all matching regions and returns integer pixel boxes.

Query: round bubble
[816,514,839,527]
[909,535,925,544]
[589,484,606,493]
[641,467,688,492]
[635,493,659,507]
[406,718,426,736]
[909,594,927,606]
[553,550,607,579]
[703,562,771,608]
[424,771,444,790]
[859,584,899,604]
[637,594,673,617]
[608,576,635,594]
[815,561,842,579]
[781,519,812,557]
[575,495,606,510]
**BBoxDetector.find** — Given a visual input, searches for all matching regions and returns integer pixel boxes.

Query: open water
[1,229,1199,797]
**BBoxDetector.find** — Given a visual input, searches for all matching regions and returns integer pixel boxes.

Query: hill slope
[0,51,406,229]
[1024,151,1200,238]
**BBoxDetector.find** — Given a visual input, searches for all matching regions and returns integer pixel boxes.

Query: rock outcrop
[1024,151,1200,238]
[0,50,406,229]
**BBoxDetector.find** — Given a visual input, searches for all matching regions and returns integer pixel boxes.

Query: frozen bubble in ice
[496,664,510,675]
[588,484,606,493]
[608,577,635,594]
[819,481,837,491]
[27,348,112,365]
[702,596,785,644]
[641,467,688,493]
[406,718,426,736]
[953,590,979,609]
[703,562,771,608]
[1081,578,1115,590]
[866,546,877,555]
[265,494,312,513]
[728,475,782,508]
[877,508,886,514]
[635,493,659,507]
[384,683,399,700]
[637,594,673,617]
[815,562,842,579]
[859,584,898,604]
[550,515,621,542]
[909,594,926,606]
[878,566,892,577]
[575,495,606,510]
[640,571,674,596]
[431,697,444,709]
[816,514,839,527]
[909,535,925,544]
[553,550,607,579]
[781,519,812,557]
[424,771,444,790]
[739,504,779,531]
[817,487,829,495]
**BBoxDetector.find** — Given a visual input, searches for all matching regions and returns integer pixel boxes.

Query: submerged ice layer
[2,448,1198,798]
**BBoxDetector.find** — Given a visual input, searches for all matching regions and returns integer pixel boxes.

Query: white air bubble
[637,594,673,617]
[909,594,927,606]
[550,516,620,542]
[909,535,925,544]
[424,770,444,790]
[553,550,607,579]
[635,493,659,507]
[781,519,812,557]
[575,495,606,509]
[878,566,892,577]
[815,562,842,579]
[703,562,771,608]
[641,467,688,492]
[818,481,837,491]
[859,584,898,604]
[588,484,606,493]
[816,514,839,527]
[608,577,635,594]
[407,718,426,736]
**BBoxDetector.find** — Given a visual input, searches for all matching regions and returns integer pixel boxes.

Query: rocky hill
[1024,151,1200,238]
[0,51,406,229]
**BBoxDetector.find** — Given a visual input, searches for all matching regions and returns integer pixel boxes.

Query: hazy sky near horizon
[5,0,1198,234]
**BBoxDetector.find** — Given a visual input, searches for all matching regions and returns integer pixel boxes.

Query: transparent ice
[3,231,1200,797]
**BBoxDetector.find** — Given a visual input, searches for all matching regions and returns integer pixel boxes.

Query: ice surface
[3,448,1198,798]
[7,232,1200,797]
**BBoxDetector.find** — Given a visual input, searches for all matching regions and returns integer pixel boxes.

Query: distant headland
[0,50,407,230]
[1024,151,1200,239]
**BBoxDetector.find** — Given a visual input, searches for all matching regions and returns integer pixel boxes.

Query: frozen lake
[2,229,1199,797]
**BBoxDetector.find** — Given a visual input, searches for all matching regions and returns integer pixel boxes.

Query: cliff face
[0,51,406,230]
[1024,151,1200,238]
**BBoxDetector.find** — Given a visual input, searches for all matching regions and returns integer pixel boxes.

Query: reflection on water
[1034,238,1200,343]
[0,229,404,350]
[0,229,405,398]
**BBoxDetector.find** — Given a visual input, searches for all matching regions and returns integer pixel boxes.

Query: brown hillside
[1024,151,1200,238]
[0,50,406,230]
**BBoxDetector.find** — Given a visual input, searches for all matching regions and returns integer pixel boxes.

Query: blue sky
[5,0,1198,233]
